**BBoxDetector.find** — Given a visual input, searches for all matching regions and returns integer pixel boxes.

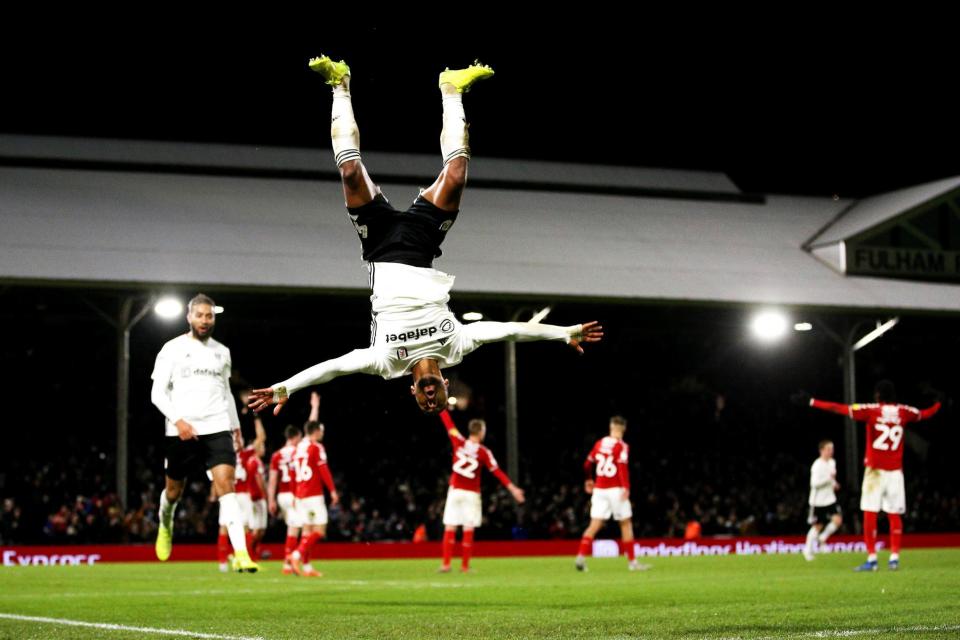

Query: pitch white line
[0,613,264,640]
[708,623,960,640]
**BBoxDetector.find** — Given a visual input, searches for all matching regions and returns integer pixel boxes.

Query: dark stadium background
[1,16,957,545]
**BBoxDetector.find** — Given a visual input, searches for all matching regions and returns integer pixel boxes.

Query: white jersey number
[872,424,904,452]
[293,458,313,482]
[279,462,292,484]
[595,453,618,478]
[452,452,479,479]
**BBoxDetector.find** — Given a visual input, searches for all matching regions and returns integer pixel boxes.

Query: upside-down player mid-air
[248,56,602,417]
[800,381,941,571]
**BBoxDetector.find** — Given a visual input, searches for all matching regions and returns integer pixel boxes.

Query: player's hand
[249,386,288,416]
[790,390,812,407]
[175,419,198,441]
[621,488,630,501]
[570,321,603,354]
[268,500,277,517]
[584,479,595,495]
[329,490,340,507]
[508,484,526,504]
[833,481,841,491]
[310,391,321,410]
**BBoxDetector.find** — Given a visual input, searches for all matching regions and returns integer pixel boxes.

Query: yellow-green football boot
[308,55,351,86]
[439,61,494,93]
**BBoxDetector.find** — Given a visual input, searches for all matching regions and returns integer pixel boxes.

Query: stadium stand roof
[2,135,959,312]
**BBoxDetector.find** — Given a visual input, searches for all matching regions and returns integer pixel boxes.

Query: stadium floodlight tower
[462,306,552,482]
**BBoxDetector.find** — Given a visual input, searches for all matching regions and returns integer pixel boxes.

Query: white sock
[331,78,361,167]
[890,553,899,561]
[867,553,877,562]
[819,521,839,543]
[440,85,470,165]
[159,490,179,530]
[218,493,249,555]
[805,526,819,553]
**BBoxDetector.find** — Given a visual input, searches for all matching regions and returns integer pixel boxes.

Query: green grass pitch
[1,550,959,639]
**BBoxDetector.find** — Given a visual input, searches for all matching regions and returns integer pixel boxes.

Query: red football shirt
[291,439,336,499]
[585,437,630,489]
[439,411,512,494]
[245,454,265,501]
[269,444,297,495]
[234,447,256,494]
[812,399,941,471]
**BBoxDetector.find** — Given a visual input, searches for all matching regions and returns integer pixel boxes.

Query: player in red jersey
[803,381,941,571]
[268,392,318,574]
[269,424,304,575]
[576,416,645,572]
[438,411,525,573]
[243,441,267,559]
[288,421,339,577]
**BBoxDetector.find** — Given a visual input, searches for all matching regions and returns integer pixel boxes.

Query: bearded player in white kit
[248,55,602,417]
[150,293,258,572]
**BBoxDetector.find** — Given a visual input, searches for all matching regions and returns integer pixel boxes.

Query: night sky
[4,13,958,198]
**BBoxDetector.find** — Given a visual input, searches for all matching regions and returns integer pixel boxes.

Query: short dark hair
[305,421,323,436]
[875,380,896,403]
[284,424,301,440]
[610,415,627,429]
[189,293,216,311]
[468,419,486,435]
[818,439,833,450]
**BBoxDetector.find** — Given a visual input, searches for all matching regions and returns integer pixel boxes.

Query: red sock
[245,532,253,555]
[441,530,456,568]
[578,536,593,558]
[863,511,878,554]
[887,513,903,554]
[297,532,322,564]
[284,535,298,561]
[217,533,229,564]
[621,539,636,562]
[461,529,474,570]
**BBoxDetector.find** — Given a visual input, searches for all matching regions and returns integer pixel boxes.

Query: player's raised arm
[906,401,942,422]
[266,462,279,517]
[439,410,466,444]
[462,320,603,354]
[249,348,379,415]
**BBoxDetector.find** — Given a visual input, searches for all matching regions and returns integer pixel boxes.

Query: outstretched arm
[248,348,379,415]
[462,320,603,354]
[810,398,853,417]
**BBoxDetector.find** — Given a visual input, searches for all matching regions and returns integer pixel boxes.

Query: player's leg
[619,518,642,571]
[576,518,605,571]
[855,469,881,571]
[210,462,258,572]
[419,62,494,212]
[803,505,823,561]
[819,512,842,545]
[440,525,458,572]
[309,55,379,208]
[301,523,326,577]
[461,526,475,573]
[155,476,185,561]
[283,523,300,575]
[883,470,906,570]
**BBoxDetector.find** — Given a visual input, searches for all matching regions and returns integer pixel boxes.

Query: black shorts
[164,432,235,480]
[807,503,842,525]
[347,193,458,268]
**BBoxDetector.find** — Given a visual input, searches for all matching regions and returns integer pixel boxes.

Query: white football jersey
[151,334,240,437]
[366,262,477,379]
[808,457,837,507]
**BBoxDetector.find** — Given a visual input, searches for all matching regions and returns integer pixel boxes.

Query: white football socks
[331,77,361,167]
[805,526,819,554]
[819,520,839,543]
[158,489,179,530]
[218,492,249,554]
[440,84,470,165]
